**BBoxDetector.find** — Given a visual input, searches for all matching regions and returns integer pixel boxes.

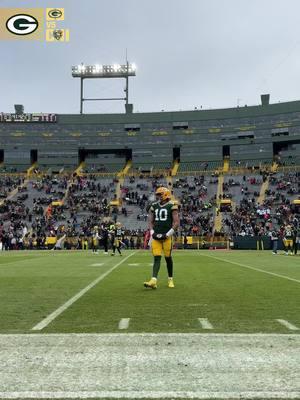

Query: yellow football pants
[114,239,120,247]
[152,237,173,257]
[284,239,293,248]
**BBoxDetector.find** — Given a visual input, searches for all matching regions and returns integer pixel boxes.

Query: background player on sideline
[111,222,124,256]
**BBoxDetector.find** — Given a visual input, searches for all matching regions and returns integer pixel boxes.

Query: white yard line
[32,252,137,331]
[276,319,299,331]
[198,318,214,329]
[2,333,299,338]
[202,253,300,284]
[0,333,299,399]
[0,391,299,399]
[118,318,130,330]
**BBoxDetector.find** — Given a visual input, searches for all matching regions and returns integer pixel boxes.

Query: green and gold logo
[0,7,70,42]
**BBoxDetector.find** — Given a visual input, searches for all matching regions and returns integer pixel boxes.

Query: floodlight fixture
[71,62,136,113]
[71,63,136,79]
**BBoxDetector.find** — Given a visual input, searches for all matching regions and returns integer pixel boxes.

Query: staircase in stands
[213,174,224,233]
[223,157,230,173]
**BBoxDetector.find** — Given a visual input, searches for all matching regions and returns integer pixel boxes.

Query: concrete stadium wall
[1,100,300,166]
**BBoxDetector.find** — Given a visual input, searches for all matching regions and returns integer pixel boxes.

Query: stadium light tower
[71,62,136,114]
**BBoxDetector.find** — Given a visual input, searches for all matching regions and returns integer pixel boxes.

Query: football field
[0,249,299,399]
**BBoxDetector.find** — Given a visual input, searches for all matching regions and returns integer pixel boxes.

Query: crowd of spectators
[0,169,299,250]
[221,172,300,237]
[0,176,25,199]
[173,176,216,236]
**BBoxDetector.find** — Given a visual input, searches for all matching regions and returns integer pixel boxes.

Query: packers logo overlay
[46,8,64,21]
[48,9,62,19]
[6,14,39,35]
[0,8,68,41]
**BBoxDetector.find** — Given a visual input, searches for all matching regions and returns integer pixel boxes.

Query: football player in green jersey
[144,186,179,289]
[111,222,124,256]
[283,224,294,255]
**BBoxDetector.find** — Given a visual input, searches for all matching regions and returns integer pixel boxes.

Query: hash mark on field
[90,263,104,267]
[198,318,214,329]
[118,318,130,330]
[31,252,137,331]
[276,319,299,331]
[128,263,140,266]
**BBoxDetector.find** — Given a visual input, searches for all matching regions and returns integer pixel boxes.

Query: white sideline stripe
[198,318,214,330]
[202,253,300,284]
[31,252,137,331]
[1,333,299,337]
[0,391,299,399]
[118,318,130,330]
[276,319,299,331]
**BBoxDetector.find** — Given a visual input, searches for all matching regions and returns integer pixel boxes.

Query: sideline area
[0,333,299,399]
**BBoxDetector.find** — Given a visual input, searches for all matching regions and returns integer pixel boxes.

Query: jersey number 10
[155,208,168,221]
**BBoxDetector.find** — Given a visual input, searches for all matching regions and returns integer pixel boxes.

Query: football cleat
[144,278,157,289]
[168,278,175,288]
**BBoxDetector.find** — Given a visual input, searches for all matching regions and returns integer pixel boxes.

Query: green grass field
[0,249,300,399]
[0,249,299,334]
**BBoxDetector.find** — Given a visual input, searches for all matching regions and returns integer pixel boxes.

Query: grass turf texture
[0,250,299,334]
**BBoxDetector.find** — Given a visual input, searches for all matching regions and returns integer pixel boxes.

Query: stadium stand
[0,99,300,249]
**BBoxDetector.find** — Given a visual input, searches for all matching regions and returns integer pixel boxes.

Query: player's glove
[152,232,167,240]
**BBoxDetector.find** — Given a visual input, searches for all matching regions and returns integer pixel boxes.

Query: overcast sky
[1,0,300,114]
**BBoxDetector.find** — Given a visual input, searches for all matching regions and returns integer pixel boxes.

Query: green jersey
[114,228,123,239]
[284,228,293,239]
[150,201,178,234]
